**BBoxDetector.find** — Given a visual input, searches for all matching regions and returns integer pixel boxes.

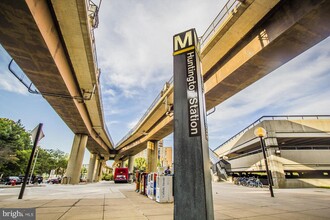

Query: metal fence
[200,0,241,48]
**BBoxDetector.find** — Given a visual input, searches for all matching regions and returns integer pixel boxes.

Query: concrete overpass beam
[65,134,88,184]
[87,153,97,182]
[146,141,158,173]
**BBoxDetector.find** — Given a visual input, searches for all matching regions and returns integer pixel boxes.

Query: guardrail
[214,115,330,152]
[200,0,241,48]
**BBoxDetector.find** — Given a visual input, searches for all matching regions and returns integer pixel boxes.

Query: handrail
[8,59,39,94]
[200,0,241,48]
[214,115,330,152]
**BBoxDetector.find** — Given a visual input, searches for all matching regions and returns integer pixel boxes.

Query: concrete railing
[214,115,330,152]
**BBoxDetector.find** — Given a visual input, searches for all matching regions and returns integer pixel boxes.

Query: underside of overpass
[0,0,114,158]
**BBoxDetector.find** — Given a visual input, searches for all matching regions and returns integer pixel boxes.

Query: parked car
[37,176,43,184]
[32,176,43,184]
[80,178,87,183]
[114,168,129,183]
[4,176,22,185]
[47,178,61,184]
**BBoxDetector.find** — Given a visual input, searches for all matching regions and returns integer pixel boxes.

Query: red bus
[114,168,129,183]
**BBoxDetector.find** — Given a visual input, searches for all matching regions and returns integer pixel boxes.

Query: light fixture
[254,127,274,197]
[254,127,266,137]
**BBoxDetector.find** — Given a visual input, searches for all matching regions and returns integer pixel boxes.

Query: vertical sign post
[19,123,44,199]
[173,29,214,220]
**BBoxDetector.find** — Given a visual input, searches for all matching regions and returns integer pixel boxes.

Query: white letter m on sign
[174,31,193,51]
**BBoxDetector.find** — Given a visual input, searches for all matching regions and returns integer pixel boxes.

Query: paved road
[0,181,329,219]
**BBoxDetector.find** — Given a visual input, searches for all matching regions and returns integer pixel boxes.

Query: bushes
[102,173,113,181]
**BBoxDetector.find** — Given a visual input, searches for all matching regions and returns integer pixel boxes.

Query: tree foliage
[134,157,146,171]
[0,118,69,178]
[32,148,68,177]
[0,118,32,177]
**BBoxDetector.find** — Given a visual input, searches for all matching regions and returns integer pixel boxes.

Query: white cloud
[0,46,28,95]
[0,74,27,95]
[96,0,223,93]
[127,118,140,130]
[102,88,116,97]
[103,107,120,116]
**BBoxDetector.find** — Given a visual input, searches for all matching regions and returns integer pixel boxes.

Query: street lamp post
[254,127,274,197]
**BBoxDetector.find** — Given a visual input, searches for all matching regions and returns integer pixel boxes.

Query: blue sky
[1,0,329,164]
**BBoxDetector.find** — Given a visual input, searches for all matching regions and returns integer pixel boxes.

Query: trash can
[135,171,140,192]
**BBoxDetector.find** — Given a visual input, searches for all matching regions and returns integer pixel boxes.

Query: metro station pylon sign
[173,29,214,220]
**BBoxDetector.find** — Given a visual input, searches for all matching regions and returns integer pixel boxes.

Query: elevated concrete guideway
[0,1,113,158]
[115,0,330,162]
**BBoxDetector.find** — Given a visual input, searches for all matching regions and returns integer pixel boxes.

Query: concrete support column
[87,153,97,182]
[65,134,88,184]
[93,156,100,182]
[128,156,135,182]
[120,161,124,168]
[128,156,134,173]
[265,137,286,188]
[97,160,104,181]
[146,141,158,173]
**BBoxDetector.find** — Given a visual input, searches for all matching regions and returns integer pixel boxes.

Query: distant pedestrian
[165,166,171,175]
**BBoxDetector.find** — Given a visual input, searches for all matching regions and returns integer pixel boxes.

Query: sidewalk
[1,181,330,219]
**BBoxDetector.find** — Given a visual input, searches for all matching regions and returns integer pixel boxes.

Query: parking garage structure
[214,115,330,188]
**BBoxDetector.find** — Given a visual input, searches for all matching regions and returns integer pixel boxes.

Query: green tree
[0,118,32,177]
[134,157,146,171]
[0,118,69,178]
[33,148,68,177]
[33,148,55,175]
[80,166,87,179]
